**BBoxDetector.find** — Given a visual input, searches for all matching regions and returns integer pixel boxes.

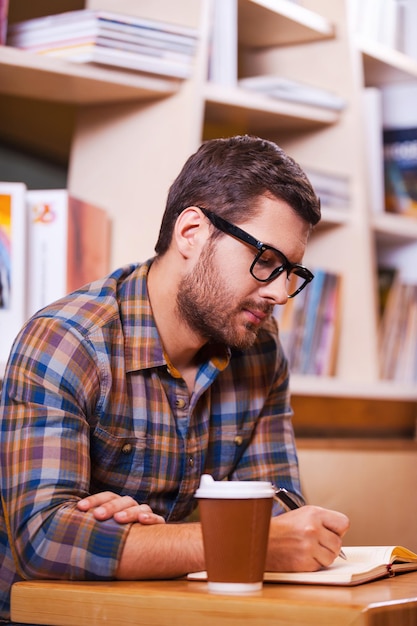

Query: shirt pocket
[205,424,253,477]
[89,425,149,497]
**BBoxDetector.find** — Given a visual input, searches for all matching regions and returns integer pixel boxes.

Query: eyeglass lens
[252,248,308,297]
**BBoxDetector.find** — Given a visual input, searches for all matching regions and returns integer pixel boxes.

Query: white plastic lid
[194,474,275,499]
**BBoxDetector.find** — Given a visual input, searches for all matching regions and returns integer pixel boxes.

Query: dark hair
[154,135,321,255]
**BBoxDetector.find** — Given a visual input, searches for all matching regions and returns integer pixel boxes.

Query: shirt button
[188,457,194,467]
[175,398,187,409]
[234,435,243,446]
[121,443,132,455]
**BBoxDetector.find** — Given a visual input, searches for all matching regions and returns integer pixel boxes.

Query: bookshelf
[1,0,417,432]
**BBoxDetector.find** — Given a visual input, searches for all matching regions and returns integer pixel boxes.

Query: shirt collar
[120,259,230,374]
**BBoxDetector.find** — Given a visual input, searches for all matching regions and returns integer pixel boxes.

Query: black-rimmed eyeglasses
[199,207,314,298]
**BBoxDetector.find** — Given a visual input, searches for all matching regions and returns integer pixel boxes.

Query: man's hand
[266,505,350,572]
[77,492,166,525]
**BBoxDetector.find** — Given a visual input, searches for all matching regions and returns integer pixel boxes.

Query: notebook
[188,545,417,586]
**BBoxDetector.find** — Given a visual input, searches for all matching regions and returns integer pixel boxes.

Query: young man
[0,135,349,621]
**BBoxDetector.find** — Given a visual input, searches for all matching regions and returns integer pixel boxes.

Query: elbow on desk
[10,506,125,582]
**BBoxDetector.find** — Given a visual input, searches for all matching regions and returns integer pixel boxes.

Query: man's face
[176,195,311,350]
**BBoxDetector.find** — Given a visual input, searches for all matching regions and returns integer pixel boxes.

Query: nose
[257,272,289,306]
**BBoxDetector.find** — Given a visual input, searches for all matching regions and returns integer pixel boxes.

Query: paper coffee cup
[195,474,274,594]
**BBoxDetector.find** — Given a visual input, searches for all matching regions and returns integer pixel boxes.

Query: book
[362,87,385,214]
[274,269,341,376]
[352,0,400,51]
[395,0,417,60]
[26,190,111,317]
[350,0,382,44]
[378,270,402,380]
[383,126,417,217]
[0,0,8,45]
[377,266,397,317]
[0,181,27,364]
[297,268,327,375]
[378,0,399,49]
[238,76,346,111]
[395,283,417,382]
[7,9,198,41]
[207,0,238,86]
[379,275,417,383]
[188,545,417,587]
[24,34,193,60]
[275,281,309,372]
[35,44,194,79]
[311,272,342,376]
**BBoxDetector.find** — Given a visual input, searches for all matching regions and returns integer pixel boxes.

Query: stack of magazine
[304,167,350,210]
[7,9,199,79]
[238,75,346,111]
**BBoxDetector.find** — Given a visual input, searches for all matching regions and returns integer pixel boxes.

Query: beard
[176,241,273,350]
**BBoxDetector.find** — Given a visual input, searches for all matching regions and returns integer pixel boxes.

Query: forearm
[116,521,205,580]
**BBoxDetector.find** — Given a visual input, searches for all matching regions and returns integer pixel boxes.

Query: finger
[93,495,139,520]
[77,492,119,511]
[137,511,166,525]
[322,510,350,538]
[77,493,165,524]
[316,518,348,567]
[135,503,165,524]
[114,504,165,525]
[315,539,343,568]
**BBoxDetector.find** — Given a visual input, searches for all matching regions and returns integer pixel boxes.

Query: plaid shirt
[0,259,302,620]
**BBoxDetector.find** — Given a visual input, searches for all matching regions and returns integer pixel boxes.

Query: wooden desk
[11,572,417,626]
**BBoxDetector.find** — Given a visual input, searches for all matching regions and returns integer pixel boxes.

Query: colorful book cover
[311,272,342,376]
[0,181,27,364]
[383,126,417,216]
[275,269,342,376]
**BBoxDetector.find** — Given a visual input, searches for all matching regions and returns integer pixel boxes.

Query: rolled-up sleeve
[0,315,130,581]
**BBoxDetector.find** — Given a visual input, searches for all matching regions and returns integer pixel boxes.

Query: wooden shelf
[297,437,417,451]
[291,375,417,439]
[291,373,417,401]
[319,207,350,227]
[203,82,340,133]
[238,0,335,48]
[0,46,181,105]
[360,38,417,86]
[373,212,417,244]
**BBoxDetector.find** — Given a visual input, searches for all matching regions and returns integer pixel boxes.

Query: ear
[174,207,209,259]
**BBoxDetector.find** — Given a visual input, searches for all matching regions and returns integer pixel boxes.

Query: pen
[273,487,347,560]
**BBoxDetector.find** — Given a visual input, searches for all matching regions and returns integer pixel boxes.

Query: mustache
[240,300,274,317]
